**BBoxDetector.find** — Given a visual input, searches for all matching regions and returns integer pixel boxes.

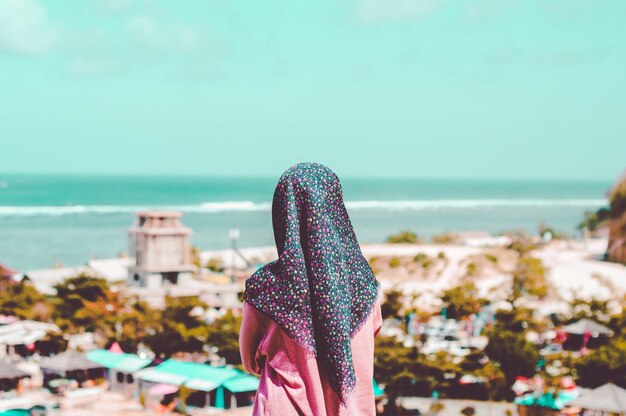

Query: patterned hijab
[243,162,380,404]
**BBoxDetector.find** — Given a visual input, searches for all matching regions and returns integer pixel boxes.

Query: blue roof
[87,349,152,373]
[137,359,259,393]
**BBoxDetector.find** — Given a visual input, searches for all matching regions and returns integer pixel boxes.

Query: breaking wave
[0,199,607,217]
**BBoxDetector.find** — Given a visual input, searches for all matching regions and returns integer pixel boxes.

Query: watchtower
[128,211,195,289]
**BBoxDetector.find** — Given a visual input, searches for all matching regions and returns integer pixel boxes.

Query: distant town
[2,177,626,416]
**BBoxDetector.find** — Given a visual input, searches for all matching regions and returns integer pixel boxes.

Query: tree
[575,338,626,388]
[441,283,482,319]
[206,310,242,366]
[381,289,404,320]
[569,297,611,324]
[115,298,159,352]
[52,274,120,336]
[494,306,537,333]
[0,281,50,320]
[507,232,537,257]
[578,208,610,233]
[375,336,436,413]
[386,231,419,244]
[512,257,549,299]
[484,328,539,396]
[143,296,209,358]
[460,352,507,401]
[609,297,626,337]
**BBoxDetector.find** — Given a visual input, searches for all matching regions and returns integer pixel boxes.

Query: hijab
[243,162,380,404]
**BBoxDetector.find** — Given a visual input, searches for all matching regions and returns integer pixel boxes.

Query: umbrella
[562,319,614,336]
[148,383,179,396]
[0,362,29,380]
[40,351,104,374]
[567,383,626,413]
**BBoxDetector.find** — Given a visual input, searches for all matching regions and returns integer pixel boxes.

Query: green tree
[460,352,507,400]
[441,283,482,319]
[111,298,157,352]
[143,296,209,358]
[484,328,539,395]
[206,310,242,366]
[512,257,549,299]
[495,306,537,333]
[578,208,610,232]
[386,231,419,244]
[52,274,121,336]
[381,289,404,320]
[569,297,611,324]
[0,281,50,320]
[375,336,435,413]
[575,338,626,388]
[609,297,626,337]
[507,232,537,257]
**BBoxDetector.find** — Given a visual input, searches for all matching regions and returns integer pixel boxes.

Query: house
[135,359,259,411]
[0,320,59,359]
[19,266,91,295]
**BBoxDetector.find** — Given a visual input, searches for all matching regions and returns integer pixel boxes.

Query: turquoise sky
[1,0,625,180]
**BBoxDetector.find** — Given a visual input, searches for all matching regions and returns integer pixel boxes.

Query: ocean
[0,174,611,271]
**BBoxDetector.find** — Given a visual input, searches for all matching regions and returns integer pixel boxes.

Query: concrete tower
[128,211,196,289]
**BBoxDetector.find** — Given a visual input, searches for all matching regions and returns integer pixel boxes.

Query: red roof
[108,341,124,354]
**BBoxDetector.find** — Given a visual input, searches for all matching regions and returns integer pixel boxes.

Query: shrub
[432,232,455,244]
[461,407,476,416]
[512,257,549,299]
[386,231,418,244]
[206,257,222,272]
[414,253,427,262]
[389,257,401,268]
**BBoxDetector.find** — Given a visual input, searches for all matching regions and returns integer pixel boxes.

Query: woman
[240,162,382,416]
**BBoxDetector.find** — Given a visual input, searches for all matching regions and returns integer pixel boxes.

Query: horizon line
[0,171,617,184]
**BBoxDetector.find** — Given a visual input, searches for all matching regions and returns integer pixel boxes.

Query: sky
[0,0,625,181]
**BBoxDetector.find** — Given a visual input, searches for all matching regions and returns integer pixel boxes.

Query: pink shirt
[239,300,383,416]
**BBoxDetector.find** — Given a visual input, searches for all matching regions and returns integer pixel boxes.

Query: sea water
[0,174,610,270]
